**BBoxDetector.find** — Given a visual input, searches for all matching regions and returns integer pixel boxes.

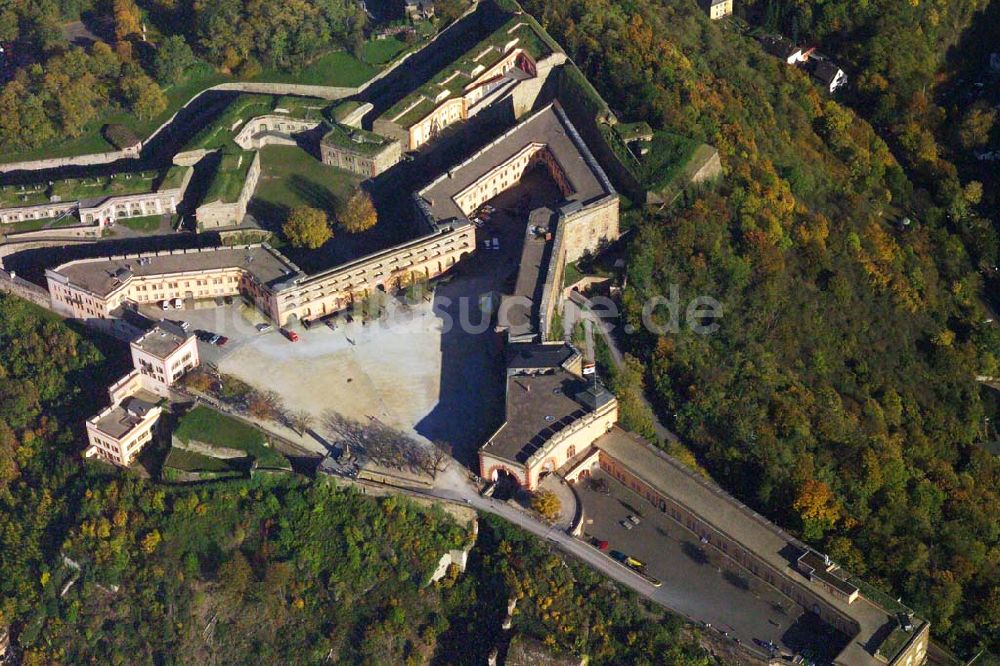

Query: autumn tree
[120,68,167,120]
[530,490,561,521]
[958,105,996,150]
[793,479,841,541]
[339,190,378,234]
[113,0,142,43]
[217,551,253,602]
[283,206,332,249]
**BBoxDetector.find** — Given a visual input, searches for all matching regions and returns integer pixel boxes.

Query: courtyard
[143,167,566,469]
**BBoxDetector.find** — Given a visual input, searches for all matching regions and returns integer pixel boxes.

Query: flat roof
[417,104,615,224]
[381,17,555,128]
[502,224,551,338]
[132,323,191,360]
[507,342,578,370]
[92,393,159,439]
[51,245,302,299]
[484,370,591,464]
[595,427,904,666]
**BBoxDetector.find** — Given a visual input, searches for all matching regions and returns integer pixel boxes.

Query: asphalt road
[421,464,774,660]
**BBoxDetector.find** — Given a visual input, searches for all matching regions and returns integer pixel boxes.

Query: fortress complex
[373,15,566,150]
[45,219,474,327]
[480,339,930,666]
[0,166,192,228]
[417,103,619,341]
[85,320,200,467]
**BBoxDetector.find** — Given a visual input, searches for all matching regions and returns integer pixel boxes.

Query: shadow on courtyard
[413,168,567,472]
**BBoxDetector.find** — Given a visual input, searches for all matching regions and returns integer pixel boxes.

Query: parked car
[619,520,634,530]
[161,300,172,310]
[255,323,272,333]
[491,237,500,250]
[281,328,299,342]
[625,555,645,569]
[483,240,492,250]
[590,537,609,551]
[627,514,641,526]
[207,334,221,345]
[215,336,229,346]
[173,297,183,309]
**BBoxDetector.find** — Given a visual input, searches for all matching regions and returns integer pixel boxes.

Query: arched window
[566,445,576,460]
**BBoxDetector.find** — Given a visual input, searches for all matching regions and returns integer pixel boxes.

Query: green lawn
[1,218,50,234]
[163,447,243,473]
[117,214,164,232]
[251,145,362,221]
[174,405,288,468]
[360,37,409,65]
[254,51,377,88]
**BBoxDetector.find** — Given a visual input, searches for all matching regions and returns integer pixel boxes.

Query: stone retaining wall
[0,269,53,309]
[0,149,137,175]
[1,225,100,244]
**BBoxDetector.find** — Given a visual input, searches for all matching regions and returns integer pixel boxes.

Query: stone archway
[486,465,523,499]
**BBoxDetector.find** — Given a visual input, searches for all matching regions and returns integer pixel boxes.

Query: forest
[520,0,998,657]
[0,0,367,153]
[0,293,708,664]
[744,0,1000,286]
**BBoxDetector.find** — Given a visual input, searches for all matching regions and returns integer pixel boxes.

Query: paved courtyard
[579,469,848,661]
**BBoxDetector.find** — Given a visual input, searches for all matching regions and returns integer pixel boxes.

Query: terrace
[1,169,181,210]
[381,17,556,128]
[321,123,395,155]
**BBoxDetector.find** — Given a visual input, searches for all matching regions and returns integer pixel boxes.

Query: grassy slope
[251,145,362,220]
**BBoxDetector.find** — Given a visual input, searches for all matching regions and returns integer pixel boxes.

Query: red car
[216,336,229,346]
[281,328,299,342]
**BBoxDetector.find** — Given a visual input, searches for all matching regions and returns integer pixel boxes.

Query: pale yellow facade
[709,0,733,19]
[85,401,161,467]
[130,331,200,397]
[480,398,617,490]
[47,223,475,327]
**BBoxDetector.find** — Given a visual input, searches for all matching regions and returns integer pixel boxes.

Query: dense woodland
[0,294,708,664]
[521,0,998,655]
[0,0,367,153]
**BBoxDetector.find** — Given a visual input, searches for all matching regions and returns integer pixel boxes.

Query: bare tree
[289,409,315,436]
[321,411,445,476]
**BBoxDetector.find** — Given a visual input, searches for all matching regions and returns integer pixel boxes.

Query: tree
[153,35,196,84]
[289,409,315,435]
[113,0,143,43]
[958,106,996,150]
[283,206,332,249]
[531,490,561,521]
[217,551,253,601]
[339,190,378,234]
[120,69,167,120]
[435,0,467,24]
